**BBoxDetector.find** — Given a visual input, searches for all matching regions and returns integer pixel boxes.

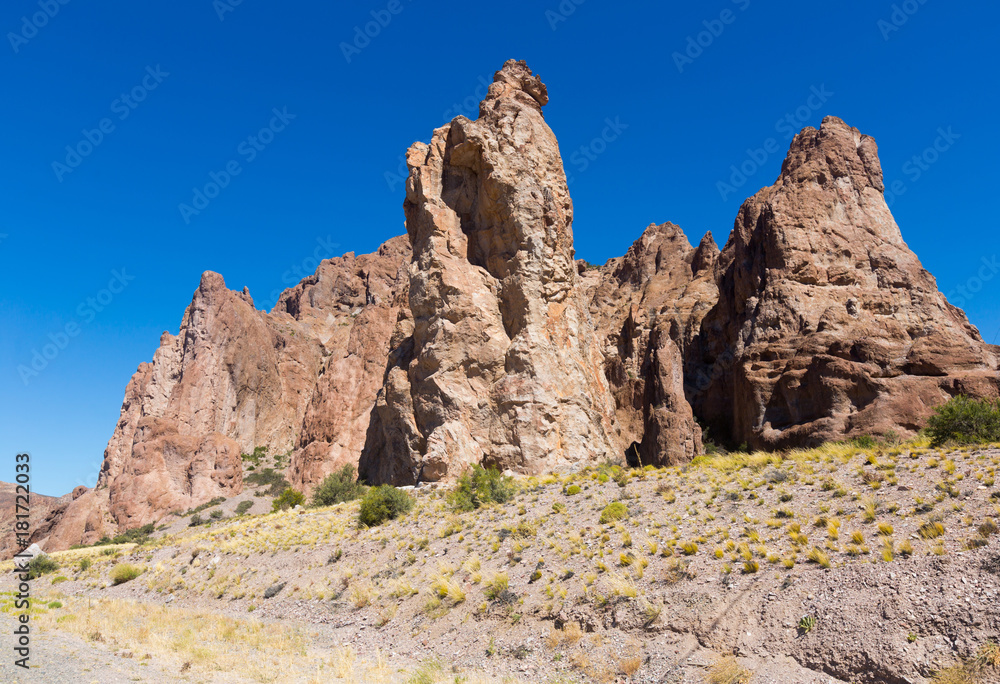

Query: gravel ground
[0,614,186,683]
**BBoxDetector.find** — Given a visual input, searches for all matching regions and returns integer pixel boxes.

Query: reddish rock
[359,60,623,485]
[691,116,999,448]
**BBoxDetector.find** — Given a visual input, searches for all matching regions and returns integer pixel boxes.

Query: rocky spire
[360,60,625,484]
[691,116,999,449]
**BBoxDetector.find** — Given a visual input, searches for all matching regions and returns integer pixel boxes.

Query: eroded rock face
[283,237,411,492]
[583,223,717,465]
[691,116,999,449]
[49,271,324,545]
[359,60,623,485]
[42,238,410,549]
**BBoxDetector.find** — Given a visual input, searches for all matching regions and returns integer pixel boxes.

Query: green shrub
[449,465,516,512]
[209,509,224,519]
[180,496,227,517]
[235,500,254,516]
[27,554,59,580]
[241,446,268,466]
[189,514,203,527]
[78,558,92,572]
[599,501,628,524]
[311,465,367,507]
[358,485,414,527]
[111,563,143,585]
[272,488,306,512]
[47,601,63,609]
[565,485,582,496]
[926,396,1000,446]
[244,468,290,496]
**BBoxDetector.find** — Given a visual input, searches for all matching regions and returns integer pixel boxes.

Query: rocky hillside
[18,59,998,555]
[4,439,999,683]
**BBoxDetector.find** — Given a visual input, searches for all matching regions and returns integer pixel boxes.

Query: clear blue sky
[2,1,998,495]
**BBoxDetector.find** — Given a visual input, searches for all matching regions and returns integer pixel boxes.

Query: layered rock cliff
[689,116,999,449]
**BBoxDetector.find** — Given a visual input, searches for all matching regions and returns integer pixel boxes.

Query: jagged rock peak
[779,115,885,193]
[480,59,549,114]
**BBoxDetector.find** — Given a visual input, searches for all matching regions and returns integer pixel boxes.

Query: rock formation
[22,65,1000,556]
[282,237,411,491]
[0,482,71,559]
[690,116,999,449]
[38,239,410,550]
[583,222,719,465]
[359,60,632,485]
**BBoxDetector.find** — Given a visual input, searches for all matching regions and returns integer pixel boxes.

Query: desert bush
[358,485,413,527]
[189,514,204,526]
[926,395,1000,446]
[311,464,367,507]
[27,554,59,580]
[449,465,516,511]
[181,496,227,517]
[235,500,253,515]
[209,508,224,519]
[599,501,628,524]
[111,563,143,585]
[272,488,306,512]
[241,446,268,467]
[244,468,290,496]
[78,558,92,572]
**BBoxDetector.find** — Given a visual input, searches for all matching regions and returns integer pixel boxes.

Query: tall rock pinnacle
[360,60,627,484]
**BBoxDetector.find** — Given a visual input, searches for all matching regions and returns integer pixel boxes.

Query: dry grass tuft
[706,655,752,684]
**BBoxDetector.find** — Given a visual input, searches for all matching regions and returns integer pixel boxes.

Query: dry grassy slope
[3,440,1000,684]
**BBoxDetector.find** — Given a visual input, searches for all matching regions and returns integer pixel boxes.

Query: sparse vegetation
[449,465,516,511]
[926,395,1000,446]
[706,656,752,684]
[110,563,143,585]
[358,485,414,527]
[311,464,367,507]
[27,554,59,579]
[271,488,306,512]
[243,468,290,496]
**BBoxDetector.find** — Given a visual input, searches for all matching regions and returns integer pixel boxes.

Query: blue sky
[1,1,998,495]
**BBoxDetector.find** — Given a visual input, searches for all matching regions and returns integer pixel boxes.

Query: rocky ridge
[16,60,999,555]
